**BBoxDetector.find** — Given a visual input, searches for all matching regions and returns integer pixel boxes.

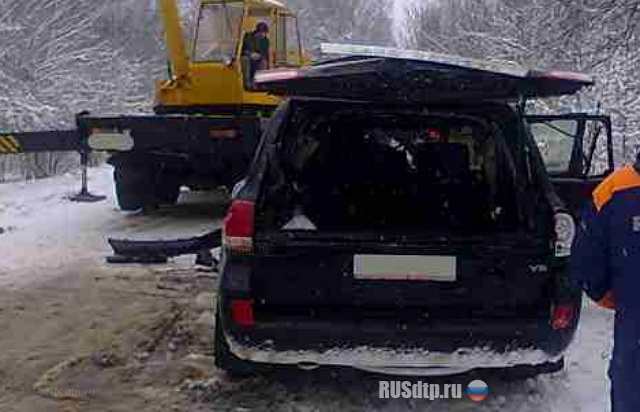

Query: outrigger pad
[68,192,107,203]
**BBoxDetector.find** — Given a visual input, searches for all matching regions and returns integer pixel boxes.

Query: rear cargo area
[259,106,528,233]
[252,103,554,326]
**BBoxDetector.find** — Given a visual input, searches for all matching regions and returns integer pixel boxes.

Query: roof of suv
[255,44,594,104]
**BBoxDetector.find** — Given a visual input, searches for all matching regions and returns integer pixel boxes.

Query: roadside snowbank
[0,165,221,288]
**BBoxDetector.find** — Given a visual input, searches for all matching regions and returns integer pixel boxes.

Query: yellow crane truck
[1,0,306,210]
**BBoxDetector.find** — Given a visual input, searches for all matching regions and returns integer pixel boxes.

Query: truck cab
[104,0,308,212]
[155,0,306,114]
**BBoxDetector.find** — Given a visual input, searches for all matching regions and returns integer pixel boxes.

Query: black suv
[215,46,615,376]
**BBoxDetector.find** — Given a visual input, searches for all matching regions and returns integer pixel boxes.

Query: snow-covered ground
[0,165,221,288]
[0,166,615,411]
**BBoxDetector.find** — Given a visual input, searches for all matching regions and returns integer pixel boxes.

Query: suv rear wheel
[213,309,257,376]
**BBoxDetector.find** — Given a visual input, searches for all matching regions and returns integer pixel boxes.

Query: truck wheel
[114,165,181,211]
[114,165,151,211]
[214,309,257,376]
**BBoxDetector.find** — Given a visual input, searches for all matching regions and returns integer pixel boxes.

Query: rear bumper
[225,332,562,377]
[220,314,574,376]
[219,244,579,376]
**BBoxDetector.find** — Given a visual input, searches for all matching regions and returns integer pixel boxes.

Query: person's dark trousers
[609,343,640,411]
[242,55,254,89]
[241,55,267,90]
[610,372,640,412]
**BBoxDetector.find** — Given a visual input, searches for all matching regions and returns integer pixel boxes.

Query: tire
[114,164,151,211]
[213,309,257,376]
[114,164,181,211]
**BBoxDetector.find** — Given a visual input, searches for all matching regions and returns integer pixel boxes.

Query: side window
[583,120,610,177]
[275,14,302,67]
[528,115,613,178]
[286,16,302,66]
[275,15,287,65]
[192,2,244,63]
[530,120,578,175]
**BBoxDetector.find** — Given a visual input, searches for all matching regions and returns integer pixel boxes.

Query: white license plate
[353,255,457,282]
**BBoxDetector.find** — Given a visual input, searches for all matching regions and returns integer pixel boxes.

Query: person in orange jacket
[571,152,640,412]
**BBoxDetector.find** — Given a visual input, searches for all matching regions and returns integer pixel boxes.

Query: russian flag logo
[467,380,489,402]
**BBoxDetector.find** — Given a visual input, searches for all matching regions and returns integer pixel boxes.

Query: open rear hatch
[255,43,594,103]
[250,103,559,326]
[240,48,590,350]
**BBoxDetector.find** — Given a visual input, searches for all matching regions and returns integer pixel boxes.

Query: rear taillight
[539,70,594,83]
[223,200,255,254]
[231,299,254,328]
[551,305,575,330]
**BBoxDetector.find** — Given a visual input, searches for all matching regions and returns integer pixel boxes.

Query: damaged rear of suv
[215,45,614,376]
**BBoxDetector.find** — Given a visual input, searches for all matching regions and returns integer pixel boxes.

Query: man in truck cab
[571,151,640,412]
[242,22,271,88]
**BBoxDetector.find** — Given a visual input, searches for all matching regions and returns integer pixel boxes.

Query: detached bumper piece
[107,229,222,265]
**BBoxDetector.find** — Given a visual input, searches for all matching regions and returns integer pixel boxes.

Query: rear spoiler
[319,43,531,78]
[255,44,594,103]
[318,43,594,84]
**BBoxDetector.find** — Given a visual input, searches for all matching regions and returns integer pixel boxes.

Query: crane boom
[158,0,189,80]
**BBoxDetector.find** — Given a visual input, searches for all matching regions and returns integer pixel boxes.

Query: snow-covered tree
[289,0,395,56]
[406,0,640,165]
[0,0,162,179]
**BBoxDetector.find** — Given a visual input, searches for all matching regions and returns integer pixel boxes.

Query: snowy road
[0,166,615,411]
[0,165,221,288]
